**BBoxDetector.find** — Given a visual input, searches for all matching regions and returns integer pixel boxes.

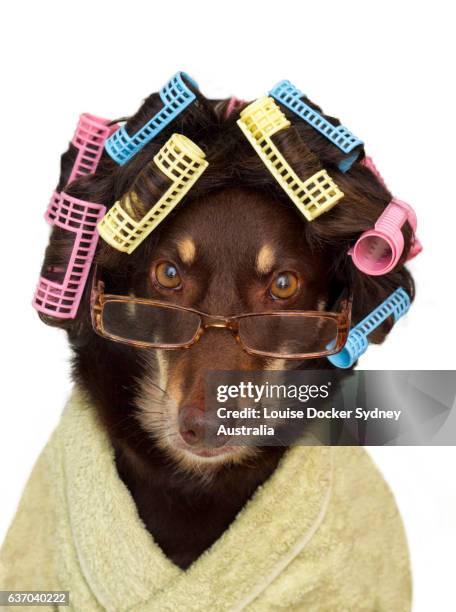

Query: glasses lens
[239,314,339,356]
[102,300,200,346]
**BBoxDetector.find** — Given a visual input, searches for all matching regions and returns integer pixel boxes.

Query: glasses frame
[90,269,353,360]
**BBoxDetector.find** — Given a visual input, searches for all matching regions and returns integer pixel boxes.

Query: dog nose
[178,404,228,447]
[178,405,207,446]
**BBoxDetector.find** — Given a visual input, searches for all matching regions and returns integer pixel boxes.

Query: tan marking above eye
[317,297,327,311]
[177,237,196,265]
[256,244,276,275]
[270,272,299,299]
[154,261,182,289]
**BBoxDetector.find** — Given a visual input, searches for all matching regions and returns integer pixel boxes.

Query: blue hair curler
[328,287,411,369]
[105,72,198,165]
[269,80,363,171]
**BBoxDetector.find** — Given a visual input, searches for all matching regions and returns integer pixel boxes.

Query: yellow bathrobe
[0,389,412,611]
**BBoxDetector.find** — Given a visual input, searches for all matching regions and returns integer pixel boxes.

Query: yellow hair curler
[237,97,344,221]
[98,134,208,254]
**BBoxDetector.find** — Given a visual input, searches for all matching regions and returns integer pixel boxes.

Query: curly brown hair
[38,77,415,348]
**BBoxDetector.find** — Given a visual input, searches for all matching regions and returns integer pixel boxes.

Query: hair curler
[69,113,117,183]
[45,191,63,226]
[98,134,208,253]
[105,72,198,166]
[328,287,411,369]
[237,97,344,221]
[350,156,423,275]
[361,156,386,187]
[33,194,106,319]
[225,96,246,119]
[350,199,422,275]
[269,80,363,172]
[45,113,116,224]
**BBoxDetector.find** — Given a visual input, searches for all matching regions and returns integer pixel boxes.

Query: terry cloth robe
[0,389,412,611]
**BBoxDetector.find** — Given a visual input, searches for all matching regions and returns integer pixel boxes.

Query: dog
[35,87,414,573]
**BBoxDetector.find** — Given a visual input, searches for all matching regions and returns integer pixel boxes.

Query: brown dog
[39,90,414,569]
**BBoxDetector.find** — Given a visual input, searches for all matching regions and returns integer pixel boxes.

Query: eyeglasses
[90,272,352,360]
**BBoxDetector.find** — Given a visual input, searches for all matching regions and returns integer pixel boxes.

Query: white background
[1,1,455,610]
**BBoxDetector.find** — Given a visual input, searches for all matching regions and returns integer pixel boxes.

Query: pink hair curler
[225,96,246,119]
[45,190,62,225]
[68,113,117,184]
[44,113,116,224]
[33,193,106,319]
[362,155,386,186]
[350,156,422,275]
[351,199,421,275]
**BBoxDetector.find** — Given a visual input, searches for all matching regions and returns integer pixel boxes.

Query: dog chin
[167,439,256,469]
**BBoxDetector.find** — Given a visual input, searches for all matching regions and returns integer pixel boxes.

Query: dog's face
[106,187,332,471]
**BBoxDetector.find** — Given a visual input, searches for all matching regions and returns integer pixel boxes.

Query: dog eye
[269,272,299,300]
[154,262,182,289]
